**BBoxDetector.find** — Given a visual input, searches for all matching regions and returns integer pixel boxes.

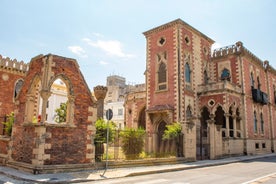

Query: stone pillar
[225,113,230,137]
[93,86,108,119]
[182,120,196,160]
[207,115,215,159]
[40,90,51,123]
[232,114,237,138]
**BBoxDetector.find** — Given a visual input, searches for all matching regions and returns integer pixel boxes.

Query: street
[79,156,276,184]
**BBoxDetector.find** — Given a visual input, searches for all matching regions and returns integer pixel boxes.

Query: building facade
[104,75,145,129]
[125,19,276,160]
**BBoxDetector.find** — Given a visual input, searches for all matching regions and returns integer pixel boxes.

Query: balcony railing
[251,88,268,105]
[197,81,242,94]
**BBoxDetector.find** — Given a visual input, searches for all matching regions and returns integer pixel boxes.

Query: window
[185,63,191,83]
[221,68,230,81]
[14,79,24,98]
[158,62,167,90]
[118,108,123,116]
[186,105,192,118]
[257,76,261,89]
[254,111,258,133]
[204,70,208,84]
[250,72,254,88]
[260,112,264,134]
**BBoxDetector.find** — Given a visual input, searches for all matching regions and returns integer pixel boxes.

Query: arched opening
[197,107,210,160]
[138,107,146,129]
[215,106,226,137]
[229,107,234,137]
[236,108,242,138]
[156,120,175,156]
[14,79,24,99]
[44,78,69,123]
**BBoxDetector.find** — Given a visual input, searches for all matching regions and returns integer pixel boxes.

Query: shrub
[1,112,15,136]
[120,127,146,160]
[94,118,116,143]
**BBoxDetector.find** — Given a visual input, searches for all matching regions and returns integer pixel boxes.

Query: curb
[1,154,275,183]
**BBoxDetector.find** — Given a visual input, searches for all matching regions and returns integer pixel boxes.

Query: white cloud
[68,46,87,58]
[82,38,134,58]
[211,42,222,52]
[99,60,108,65]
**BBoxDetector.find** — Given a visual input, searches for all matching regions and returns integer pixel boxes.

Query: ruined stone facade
[125,19,276,160]
[0,54,98,172]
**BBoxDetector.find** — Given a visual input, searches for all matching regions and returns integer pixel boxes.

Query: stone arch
[47,74,75,124]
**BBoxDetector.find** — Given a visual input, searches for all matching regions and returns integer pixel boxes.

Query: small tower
[93,85,108,119]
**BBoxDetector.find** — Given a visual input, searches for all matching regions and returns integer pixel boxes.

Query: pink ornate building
[125,19,276,160]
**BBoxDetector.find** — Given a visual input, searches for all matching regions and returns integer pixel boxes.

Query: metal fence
[95,129,182,161]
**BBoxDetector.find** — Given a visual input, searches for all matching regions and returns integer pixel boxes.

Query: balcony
[197,81,242,94]
[251,88,268,105]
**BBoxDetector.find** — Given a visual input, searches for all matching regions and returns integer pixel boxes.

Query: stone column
[93,86,108,119]
[207,115,216,159]
[232,114,237,138]
[182,119,196,160]
[40,90,51,123]
[225,113,230,137]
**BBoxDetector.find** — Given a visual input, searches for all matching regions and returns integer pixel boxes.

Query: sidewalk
[1,153,275,183]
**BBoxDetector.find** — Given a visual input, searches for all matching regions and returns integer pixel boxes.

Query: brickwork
[124,19,276,159]
[1,54,98,172]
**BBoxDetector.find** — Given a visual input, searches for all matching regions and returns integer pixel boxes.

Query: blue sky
[1,0,276,90]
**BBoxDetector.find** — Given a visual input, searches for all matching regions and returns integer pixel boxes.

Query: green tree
[55,102,67,123]
[1,112,15,136]
[120,127,146,160]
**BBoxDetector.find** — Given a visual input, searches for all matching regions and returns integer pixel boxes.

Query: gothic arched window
[14,79,24,99]
[221,68,230,81]
[185,62,191,83]
[254,111,258,133]
[158,62,167,90]
[186,105,192,118]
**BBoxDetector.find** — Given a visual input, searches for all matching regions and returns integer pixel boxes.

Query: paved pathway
[0,153,275,183]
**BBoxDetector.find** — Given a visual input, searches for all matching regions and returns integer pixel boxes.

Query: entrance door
[196,107,210,160]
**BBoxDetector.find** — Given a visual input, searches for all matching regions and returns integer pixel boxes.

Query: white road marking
[135,178,168,184]
[241,172,276,184]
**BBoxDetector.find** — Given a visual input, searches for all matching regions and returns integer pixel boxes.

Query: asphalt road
[80,156,276,184]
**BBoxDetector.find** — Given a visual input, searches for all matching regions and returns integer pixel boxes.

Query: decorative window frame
[156,51,168,92]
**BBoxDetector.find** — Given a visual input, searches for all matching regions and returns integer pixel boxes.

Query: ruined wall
[11,54,97,167]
